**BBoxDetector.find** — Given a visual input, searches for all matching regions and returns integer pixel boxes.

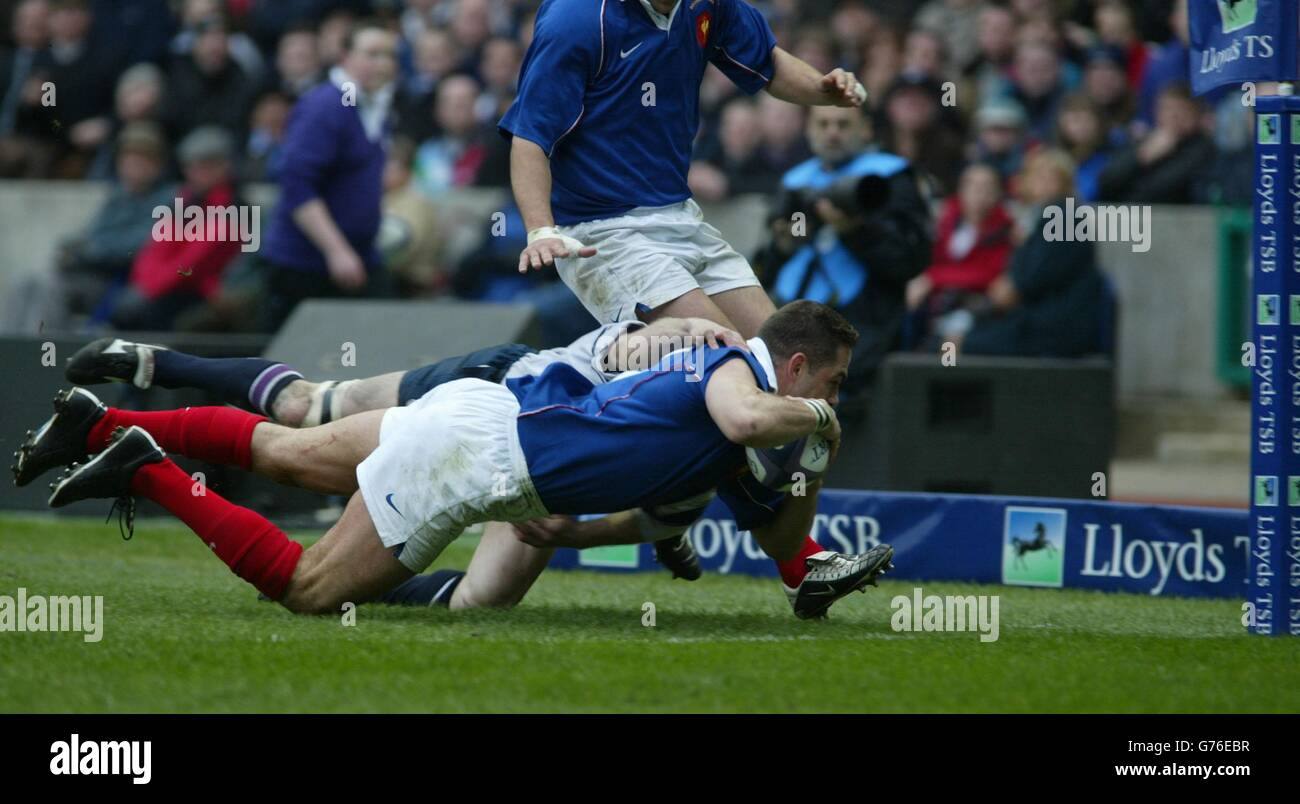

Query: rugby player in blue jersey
[501,0,870,598]
[18,302,891,620]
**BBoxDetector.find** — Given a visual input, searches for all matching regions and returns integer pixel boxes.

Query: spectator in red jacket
[109,126,246,330]
[906,161,1014,345]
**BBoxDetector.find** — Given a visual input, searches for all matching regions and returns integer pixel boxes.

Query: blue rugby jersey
[508,338,784,519]
[498,0,777,224]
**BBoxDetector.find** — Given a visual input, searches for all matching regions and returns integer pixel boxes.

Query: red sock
[777,536,823,588]
[131,459,302,599]
[88,406,266,469]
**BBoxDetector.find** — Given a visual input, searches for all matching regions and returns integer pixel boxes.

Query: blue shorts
[397,343,538,406]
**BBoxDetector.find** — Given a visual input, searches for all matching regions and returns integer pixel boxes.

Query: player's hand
[820,404,842,463]
[512,514,585,548]
[326,247,367,291]
[518,234,597,273]
[704,328,746,350]
[820,68,865,107]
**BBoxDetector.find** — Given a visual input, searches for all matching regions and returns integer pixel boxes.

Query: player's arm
[601,317,746,373]
[511,138,595,271]
[704,359,839,448]
[513,508,697,548]
[765,47,864,108]
[499,3,601,273]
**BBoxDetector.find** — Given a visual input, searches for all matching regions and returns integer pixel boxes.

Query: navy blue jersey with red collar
[508,342,774,516]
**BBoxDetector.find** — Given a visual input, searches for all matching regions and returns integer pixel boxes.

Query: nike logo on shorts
[385,493,404,518]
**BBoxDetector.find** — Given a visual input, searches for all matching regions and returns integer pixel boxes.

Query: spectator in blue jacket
[258,20,397,329]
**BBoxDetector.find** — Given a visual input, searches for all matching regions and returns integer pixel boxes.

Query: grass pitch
[1,513,1297,713]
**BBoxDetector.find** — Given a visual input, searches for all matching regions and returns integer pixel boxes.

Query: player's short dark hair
[758,300,858,368]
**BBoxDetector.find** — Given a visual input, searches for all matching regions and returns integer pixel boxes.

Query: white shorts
[554,198,762,324]
[356,378,548,572]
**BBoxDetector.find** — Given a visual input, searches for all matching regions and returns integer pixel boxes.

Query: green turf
[1,513,1297,713]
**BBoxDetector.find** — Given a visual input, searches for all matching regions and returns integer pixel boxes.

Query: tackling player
[23,309,883,617]
[16,301,892,620]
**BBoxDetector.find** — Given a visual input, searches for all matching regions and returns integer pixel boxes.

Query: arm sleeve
[497,4,601,156]
[707,0,777,95]
[277,96,342,212]
[716,473,786,531]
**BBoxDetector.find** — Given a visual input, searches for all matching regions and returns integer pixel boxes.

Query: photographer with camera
[755,105,933,398]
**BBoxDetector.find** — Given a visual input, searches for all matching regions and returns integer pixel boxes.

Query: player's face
[781,345,852,408]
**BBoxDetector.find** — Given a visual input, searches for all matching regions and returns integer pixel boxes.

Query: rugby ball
[745,433,831,492]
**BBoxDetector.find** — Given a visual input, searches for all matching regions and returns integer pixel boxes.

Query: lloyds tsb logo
[1219,0,1258,34]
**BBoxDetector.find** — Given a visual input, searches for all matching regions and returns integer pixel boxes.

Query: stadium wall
[0,182,1234,402]
[551,489,1251,601]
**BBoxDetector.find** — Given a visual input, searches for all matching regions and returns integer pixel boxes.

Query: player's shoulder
[699,342,773,393]
[534,0,607,36]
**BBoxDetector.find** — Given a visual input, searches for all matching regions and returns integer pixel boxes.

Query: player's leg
[708,285,778,340]
[275,372,404,428]
[65,337,305,418]
[279,490,413,614]
[450,521,553,609]
[64,336,410,429]
[12,386,381,494]
[45,426,409,613]
[379,521,552,609]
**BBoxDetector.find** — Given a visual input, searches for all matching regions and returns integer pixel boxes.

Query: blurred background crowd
[0,0,1254,397]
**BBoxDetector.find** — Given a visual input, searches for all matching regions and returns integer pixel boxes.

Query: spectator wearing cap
[258,21,398,329]
[160,11,260,144]
[108,125,246,330]
[55,121,175,318]
[1081,45,1134,143]
[969,97,1030,182]
[878,73,966,194]
[1098,82,1215,205]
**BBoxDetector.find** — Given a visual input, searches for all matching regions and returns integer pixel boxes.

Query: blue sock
[373,569,465,607]
[152,351,302,416]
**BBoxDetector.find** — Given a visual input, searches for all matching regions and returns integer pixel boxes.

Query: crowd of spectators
[0,0,1255,389]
